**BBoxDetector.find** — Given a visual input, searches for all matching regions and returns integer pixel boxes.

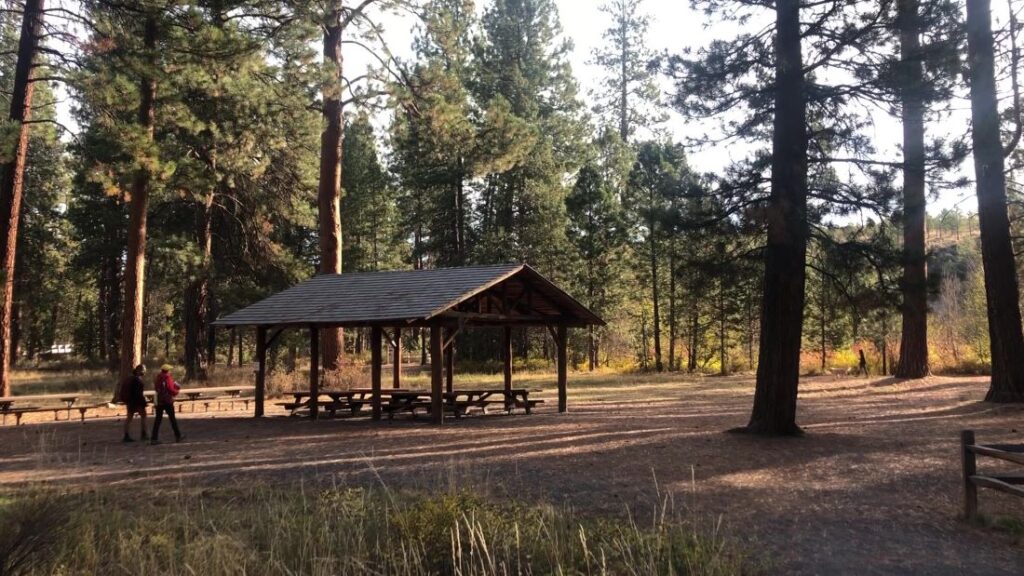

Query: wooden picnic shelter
[213,264,604,424]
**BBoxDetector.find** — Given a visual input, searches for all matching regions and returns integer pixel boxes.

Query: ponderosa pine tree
[472,0,587,275]
[118,6,160,389]
[590,0,663,141]
[893,0,930,378]
[966,0,1024,402]
[0,0,45,396]
[670,0,900,433]
[390,0,532,267]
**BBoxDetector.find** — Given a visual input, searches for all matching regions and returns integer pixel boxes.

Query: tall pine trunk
[318,5,345,371]
[745,0,808,435]
[668,251,677,371]
[648,200,662,371]
[117,16,158,395]
[895,0,930,379]
[0,0,44,396]
[966,0,1024,402]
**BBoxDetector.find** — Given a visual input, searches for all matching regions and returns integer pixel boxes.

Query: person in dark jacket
[122,364,149,442]
[151,364,183,444]
[858,349,869,378]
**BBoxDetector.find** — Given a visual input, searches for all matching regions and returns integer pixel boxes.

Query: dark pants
[152,404,181,441]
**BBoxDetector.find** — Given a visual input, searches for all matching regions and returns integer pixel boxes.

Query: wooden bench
[3,406,43,425]
[961,430,1024,519]
[75,403,109,422]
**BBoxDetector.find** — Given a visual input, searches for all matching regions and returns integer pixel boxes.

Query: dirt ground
[1,372,1023,575]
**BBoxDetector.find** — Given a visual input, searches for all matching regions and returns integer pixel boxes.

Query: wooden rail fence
[961,430,1024,519]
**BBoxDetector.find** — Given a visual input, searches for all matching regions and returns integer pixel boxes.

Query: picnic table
[282,389,375,417]
[144,386,255,412]
[0,393,82,424]
[283,388,542,419]
[0,393,80,412]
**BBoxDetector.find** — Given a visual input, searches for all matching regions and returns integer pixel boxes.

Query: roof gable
[214,264,603,327]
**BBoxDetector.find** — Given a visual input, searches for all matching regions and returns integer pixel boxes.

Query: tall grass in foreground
[0,485,757,576]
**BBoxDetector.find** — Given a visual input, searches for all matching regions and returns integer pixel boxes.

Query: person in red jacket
[151,364,183,444]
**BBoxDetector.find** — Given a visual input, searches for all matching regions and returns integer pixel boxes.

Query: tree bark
[649,202,663,371]
[0,0,44,396]
[668,251,677,371]
[745,0,808,435]
[319,5,345,371]
[895,0,930,379]
[967,0,1024,402]
[117,15,158,396]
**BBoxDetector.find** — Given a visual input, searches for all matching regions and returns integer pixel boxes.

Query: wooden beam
[392,327,402,389]
[371,326,382,420]
[443,322,464,350]
[309,325,319,421]
[440,311,565,324]
[255,326,267,417]
[503,326,512,393]
[963,430,978,519]
[556,325,567,413]
[430,324,444,424]
[266,327,286,348]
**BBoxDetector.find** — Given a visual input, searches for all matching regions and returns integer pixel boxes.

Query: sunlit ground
[2,368,1023,575]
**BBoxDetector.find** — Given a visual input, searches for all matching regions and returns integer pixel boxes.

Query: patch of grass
[1,484,759,575]
[975,514,1024,546]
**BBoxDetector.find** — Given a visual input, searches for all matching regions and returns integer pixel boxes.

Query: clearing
[1,372,1022,575]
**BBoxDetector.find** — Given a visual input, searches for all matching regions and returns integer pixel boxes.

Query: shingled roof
[214,264,604,328]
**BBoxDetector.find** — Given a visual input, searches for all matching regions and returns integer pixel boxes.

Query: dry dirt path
[1,373,1022,575]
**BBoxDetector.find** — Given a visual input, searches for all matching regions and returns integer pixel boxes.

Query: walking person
[151,364,183,444]
[858,349,869,378]
[122,364,149,442]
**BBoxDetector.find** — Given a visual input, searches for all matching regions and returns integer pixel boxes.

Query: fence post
[962,429,978,520]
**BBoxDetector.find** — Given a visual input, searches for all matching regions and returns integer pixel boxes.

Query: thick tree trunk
[117,16,158,396]
[895,0,930,379]
[967,0,1024,402]
[745,0,808,435]
[0,0,44,396]
[319,6,345,371]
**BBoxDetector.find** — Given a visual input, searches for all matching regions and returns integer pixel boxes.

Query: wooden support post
[255,326,266,417]
[392,327,402,389]
[556,325,567,413]
[309,325,319,421]
[503,326,513,410]
[445,329,454,394]
[430,324,444,425]
[962,429,978,519]
[371,326,382,420]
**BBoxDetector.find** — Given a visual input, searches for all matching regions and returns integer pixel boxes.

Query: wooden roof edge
[421,263,526,322]
[516,265,606,326]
